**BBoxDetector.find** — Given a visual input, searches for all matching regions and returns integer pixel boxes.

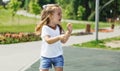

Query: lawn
[0,9,38,32]
[0,9,114,33]
[73,36,120,50]
[1,9,119,44]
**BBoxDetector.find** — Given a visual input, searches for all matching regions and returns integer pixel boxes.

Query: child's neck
[47,24,57,30]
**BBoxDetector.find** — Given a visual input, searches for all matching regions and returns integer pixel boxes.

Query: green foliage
[0,6,3,9]
[88,0,95,9]
[88,11,95,21]
[77,6,86,20]
[7,0,21,16]
[0,33,41,44]
[38,0,55,6]
[29,0,41,15]
[64,4,73,19]
[24,0,29,10]
[14,0,120,21]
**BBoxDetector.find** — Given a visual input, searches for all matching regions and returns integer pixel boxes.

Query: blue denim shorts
[39,55,64,69]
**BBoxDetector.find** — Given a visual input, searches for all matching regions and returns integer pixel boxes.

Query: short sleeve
[41,26,50,38]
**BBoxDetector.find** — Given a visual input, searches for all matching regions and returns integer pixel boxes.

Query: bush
[0,32,41,44]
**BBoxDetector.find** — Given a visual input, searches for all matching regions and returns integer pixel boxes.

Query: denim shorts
[39,55,64,69]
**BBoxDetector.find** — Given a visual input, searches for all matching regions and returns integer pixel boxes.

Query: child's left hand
[67,23,72,34]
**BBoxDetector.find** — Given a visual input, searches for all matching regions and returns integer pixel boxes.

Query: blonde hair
[35,4,64,35]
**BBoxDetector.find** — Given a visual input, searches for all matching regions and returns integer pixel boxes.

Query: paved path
[0,27,120,71]
[0,41,41,71]
[26,47,120,71]
[65,27,120,46]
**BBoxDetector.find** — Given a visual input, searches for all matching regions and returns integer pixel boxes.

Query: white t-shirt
[40,25,63,58]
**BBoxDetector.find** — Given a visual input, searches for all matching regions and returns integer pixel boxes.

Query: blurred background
[0,0,120,44]
[0,0,120,21]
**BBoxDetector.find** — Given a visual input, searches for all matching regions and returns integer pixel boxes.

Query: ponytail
[35,15,50,35]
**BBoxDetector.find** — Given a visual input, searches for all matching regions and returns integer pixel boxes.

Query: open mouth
[59,19,61,21]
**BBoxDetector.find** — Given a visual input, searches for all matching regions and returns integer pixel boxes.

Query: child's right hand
[58,23,72,43]
[67,23,72,34]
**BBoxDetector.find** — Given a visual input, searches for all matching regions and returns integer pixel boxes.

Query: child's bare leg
[55,67,63,71]
[40,69,49,71]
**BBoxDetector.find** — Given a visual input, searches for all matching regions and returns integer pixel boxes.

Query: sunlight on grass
[0,24,36,32]
[73,36,120,50]
[0,9,117,33]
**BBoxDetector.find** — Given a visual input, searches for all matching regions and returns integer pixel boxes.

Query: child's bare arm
[60,23,72,43]
[44,35,65,44]
[44,23,72,44]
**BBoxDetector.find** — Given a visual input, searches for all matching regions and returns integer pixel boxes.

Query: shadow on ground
[25,46,120,71]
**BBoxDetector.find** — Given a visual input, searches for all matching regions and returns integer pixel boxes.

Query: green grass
[0,9,85,32]
[61,21,114,31]
[0,9,118,33]
[0,9,37,25]
[0,9,38,32]
[0,24,36,32]
[73,36,120,50]
[61,22,85,30]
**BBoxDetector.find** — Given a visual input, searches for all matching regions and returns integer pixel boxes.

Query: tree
[87,0,95,21]
[7,0,21,18]
[99,0,114,21]
[24,0,29,11]
[64,4,74,19]
[0,0,2,5]
[29,0,41,23]
[29,0,41,15]
[77,6,86,20]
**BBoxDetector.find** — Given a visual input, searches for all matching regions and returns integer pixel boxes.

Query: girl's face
[51,8,62,25]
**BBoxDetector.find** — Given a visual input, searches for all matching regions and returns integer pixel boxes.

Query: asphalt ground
[25,46,120,71]
[1,27,120,71]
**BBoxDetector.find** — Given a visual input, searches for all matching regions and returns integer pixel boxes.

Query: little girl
[35,4,72,71]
